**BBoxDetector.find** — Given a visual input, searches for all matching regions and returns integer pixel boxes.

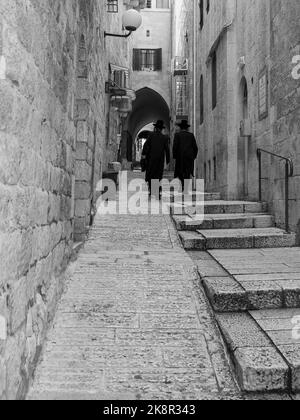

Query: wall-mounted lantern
[105,9,142,38]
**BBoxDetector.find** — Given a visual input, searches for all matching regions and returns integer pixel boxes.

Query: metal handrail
[257,148,294,233]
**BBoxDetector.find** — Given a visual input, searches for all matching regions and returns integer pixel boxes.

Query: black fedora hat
[176,120,191,129]
[153,120,166,129]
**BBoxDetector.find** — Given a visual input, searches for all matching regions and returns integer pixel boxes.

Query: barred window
[133,49,162,71]
[107,0,118,13]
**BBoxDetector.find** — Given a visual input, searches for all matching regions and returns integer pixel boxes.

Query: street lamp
[104,9,142,38]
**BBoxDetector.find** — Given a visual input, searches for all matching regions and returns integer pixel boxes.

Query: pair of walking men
[141,119,198,197]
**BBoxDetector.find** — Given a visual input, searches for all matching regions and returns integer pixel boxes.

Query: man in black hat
[173,120,198,190]
[141,120,170,197]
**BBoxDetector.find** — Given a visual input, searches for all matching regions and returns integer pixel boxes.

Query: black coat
[173,130,198,180]
[142,132,170,183]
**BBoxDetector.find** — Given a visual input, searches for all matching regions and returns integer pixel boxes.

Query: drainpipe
[193,0,198,186]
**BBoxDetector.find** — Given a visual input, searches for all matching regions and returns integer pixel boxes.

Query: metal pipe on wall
[193,0,198,185]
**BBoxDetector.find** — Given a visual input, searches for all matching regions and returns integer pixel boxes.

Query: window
[200,75,204,124]
[113,70,128,89]
[133,49,162,71]
[176,77,188,118]
[147,0,170,8]
[200,0,204,30]
[156,0,170,8]
[212,51,217,109]
[107,0,118,13]
[206,0,210,13]
[213,157,217,181]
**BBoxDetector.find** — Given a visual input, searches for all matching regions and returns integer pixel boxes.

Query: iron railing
[257,148,294,233]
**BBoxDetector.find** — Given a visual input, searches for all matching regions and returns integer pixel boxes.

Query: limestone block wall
[195,0,231,197]
[0,0,78,399]
[270,0,300,240]
[188,0,272,200]
[0,0,140,399]
[230,0,271,201]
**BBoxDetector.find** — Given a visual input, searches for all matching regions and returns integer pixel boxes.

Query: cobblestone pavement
[27,176,292,400]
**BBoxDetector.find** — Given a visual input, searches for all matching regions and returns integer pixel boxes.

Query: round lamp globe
[122,9,142,32]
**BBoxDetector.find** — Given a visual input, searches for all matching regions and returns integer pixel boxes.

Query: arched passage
[121,88,170,164]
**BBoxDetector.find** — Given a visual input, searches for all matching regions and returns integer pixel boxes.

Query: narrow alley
[1,0,300,403]
[27,174,239,400]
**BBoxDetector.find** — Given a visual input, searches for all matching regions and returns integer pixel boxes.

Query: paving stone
[216,313,272,351]
[254,233,296,248]
[241,281,283,310]
[278,345,300,392]
[179,231,206,250]
[267,330,300,346]
[251,309,300,321]
[173,213,274,231]
[234,347,289,392]
[198,228,295,250]
[195,259,229,277]
[203,277,248,312]
[28,189,240,400]
[252,316,297,333]
[236,273,300,282]
[276,280,300,308]
[199,229,255,248]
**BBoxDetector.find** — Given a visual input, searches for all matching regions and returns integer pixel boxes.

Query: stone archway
[121,87,170,166]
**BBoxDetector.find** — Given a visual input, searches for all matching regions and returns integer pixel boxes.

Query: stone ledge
[216,313,290,392]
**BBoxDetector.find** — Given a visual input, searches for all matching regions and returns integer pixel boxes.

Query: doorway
[238,77,249,199]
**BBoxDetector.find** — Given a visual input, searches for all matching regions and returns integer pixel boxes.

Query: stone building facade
[0,0,145,400]
[270,0,300,239]
[172,0,300,241]
[123,1,172,165]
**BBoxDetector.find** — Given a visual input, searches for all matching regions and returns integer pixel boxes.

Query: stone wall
[270,0,300,240]
[131,8,172,107]
[73,0,134,241]
[173,0,300,238]
[0,0,142,400]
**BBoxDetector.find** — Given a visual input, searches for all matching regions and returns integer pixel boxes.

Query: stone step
[173,213,274,231]
[162,191,221,201]
[200,248,300,312]
[216,311,300,393]
[170,201,268,216]
[179,228,296,250]
[203,275,300,312]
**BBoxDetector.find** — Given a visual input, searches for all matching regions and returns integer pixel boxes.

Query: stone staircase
[171,191,300,394]
[172,199,296,251]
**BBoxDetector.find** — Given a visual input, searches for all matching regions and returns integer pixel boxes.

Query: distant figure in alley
[141,120,170,198]
[173,120,198,191]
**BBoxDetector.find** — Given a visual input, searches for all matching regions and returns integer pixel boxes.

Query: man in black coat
[141,120,170,197]
[173,120,198,190]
